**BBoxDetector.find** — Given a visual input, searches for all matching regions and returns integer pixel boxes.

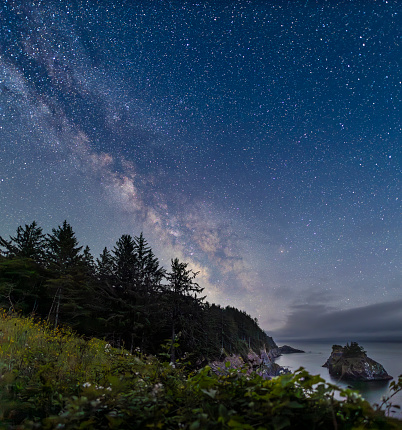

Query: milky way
[0,1,400,339]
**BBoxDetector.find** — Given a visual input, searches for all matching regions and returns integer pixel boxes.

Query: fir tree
[45,221,85,328]
[46,221,83,271]
[82,245,95,275]
[96,247,114,284]
[165,258,205,362]
[134,233,165,294]
[112,234,136,290]
[0,221,46,262]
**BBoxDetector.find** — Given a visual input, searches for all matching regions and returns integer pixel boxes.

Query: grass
[0,310,401,429]
[0,310,161,426]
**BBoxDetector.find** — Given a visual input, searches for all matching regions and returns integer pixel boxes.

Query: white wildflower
[151,383,163,397]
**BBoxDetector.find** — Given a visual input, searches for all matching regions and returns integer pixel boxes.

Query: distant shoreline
[274,338,402,344]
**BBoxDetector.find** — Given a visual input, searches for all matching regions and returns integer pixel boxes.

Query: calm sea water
[274,341,402,420]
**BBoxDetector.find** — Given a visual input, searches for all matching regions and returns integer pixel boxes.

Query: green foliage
[0,313,401,429]
[0,257,49,315]
[376,375,402,418]
[343,342,367,358]
[202,304,276,359]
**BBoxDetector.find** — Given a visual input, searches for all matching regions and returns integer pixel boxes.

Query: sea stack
[323,342,393,381]
[278,345,305,354]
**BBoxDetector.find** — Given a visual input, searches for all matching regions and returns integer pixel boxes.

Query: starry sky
[0,0,401,341]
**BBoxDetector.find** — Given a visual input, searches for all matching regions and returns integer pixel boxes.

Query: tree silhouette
[0,221,46,262]
[46,221,83,271]
[112,234,136,291]
[165,258,205,362]
[0,222,278,359]
[45,221,84,328]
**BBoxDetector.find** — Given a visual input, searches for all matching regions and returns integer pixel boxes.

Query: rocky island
[279,345,305,354]
[323,342,393,381]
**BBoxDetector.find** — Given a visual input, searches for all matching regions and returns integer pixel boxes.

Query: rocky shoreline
[209,341,393,383]
[210,347,289,379]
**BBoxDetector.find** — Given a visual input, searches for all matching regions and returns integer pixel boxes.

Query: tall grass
[0,310,401,429]
[0,310,161,427]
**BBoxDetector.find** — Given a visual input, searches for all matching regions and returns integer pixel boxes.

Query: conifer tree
[165,258,205,362]
[100,234,144,350]
[134,233,165,294]
[96,247,114,284]
[112,234,136,290]
[0,221,46,262]
[0,222,48,315]
[45,221,85,328]
[82,245,95,276]
[46,221,83,271]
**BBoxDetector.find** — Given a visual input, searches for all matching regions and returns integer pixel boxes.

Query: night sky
[0,1,401,341]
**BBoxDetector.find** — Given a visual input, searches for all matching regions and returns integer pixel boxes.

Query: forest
[0,220,276,362]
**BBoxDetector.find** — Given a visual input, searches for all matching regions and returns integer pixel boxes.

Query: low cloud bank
[271,300,402,342]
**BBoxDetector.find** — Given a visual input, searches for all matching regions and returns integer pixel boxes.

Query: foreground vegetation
[0,312,401,429]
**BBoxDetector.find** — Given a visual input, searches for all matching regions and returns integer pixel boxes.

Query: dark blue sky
[0,0,400,338]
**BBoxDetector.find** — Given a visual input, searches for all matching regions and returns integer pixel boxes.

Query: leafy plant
[0,312,401,429]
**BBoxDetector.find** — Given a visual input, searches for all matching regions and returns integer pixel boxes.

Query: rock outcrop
[323,342,393,381]
[279,345,305,354]
[210,347,288,379]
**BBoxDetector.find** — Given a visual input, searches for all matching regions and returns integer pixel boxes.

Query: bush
[0,312,401,429]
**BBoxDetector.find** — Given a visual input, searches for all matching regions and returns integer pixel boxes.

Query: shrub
[0,312,401,429]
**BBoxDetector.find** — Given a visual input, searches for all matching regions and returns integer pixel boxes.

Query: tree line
[0,221,276,362]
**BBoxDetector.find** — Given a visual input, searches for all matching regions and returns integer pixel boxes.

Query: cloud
[272,300,402,342]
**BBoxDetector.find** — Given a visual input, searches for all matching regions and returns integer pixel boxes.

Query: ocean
[274,341,402,420]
